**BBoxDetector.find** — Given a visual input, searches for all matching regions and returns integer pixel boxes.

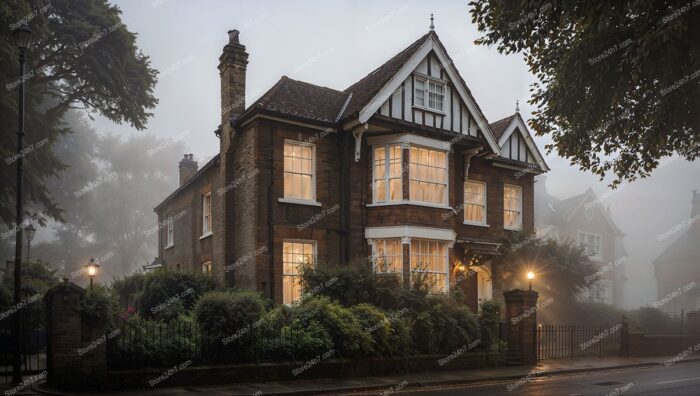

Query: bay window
[373,145,403,203]
[283,141,315,201]
[503,184,522,230]
[410,239,448,293]
[578,231,602,260]
[372,239,403,274]
[282,240,316,305]
[409,146,447,205]
[464,180,487,225]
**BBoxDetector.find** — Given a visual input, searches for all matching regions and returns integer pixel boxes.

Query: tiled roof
[339,32,432,120]
[243,76,350,124]
[489,114,517,141]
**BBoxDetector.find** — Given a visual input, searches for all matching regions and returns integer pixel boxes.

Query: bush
[194,290,267,342]
[292,296,372,358]
[278,319,334,360]
[80,284,118,324]
[350,303,411,357]
[479,301,501,351]
[410,297,480,354]
[628,307,681,334]
[114,269,216,318]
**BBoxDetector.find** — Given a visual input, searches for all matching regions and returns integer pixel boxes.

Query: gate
[0,305,47,384]
[537,323,623,360]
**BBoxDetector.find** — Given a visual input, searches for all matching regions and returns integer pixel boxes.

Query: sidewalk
[24,355,700,396]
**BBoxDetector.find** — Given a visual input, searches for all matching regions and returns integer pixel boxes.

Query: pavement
[3,355,698,395]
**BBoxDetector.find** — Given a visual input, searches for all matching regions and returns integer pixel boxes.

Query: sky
[89,0,700,309]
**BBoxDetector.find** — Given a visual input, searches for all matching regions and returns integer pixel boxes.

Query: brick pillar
[687,310,700,334]
[44,281,107,389]
[504,289,538,365]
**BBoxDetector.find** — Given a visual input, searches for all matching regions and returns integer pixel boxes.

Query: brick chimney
[218,29,248,147]
[178,154,198,186]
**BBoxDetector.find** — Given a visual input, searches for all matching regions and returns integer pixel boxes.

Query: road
[352,360,700,396]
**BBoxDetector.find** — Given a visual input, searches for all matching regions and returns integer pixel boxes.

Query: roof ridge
[490,113,517,125]
[282,76,345,94]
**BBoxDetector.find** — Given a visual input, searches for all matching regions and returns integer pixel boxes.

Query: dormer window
[414,75,445,113]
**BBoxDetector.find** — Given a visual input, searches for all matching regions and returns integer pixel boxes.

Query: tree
[0,0,158,226]
[469,1,699,185]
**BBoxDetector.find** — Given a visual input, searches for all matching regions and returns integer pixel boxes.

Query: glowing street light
[527,271,535,290]
[85,258,100,290]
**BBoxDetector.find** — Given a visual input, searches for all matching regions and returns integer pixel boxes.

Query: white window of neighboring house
[166,215,174,248]
[282,240,316,305]
[409,146,448,205]
[283,141,315,202]
[202,192,212,237]
[410,239,449,294]
[578,231,603,260]
[591,279,612,305]
[464,180,487,225]
[201,261,212,275]
[373,239,403,274]
[503,184,523,230]
[373,145,403,203]
[414,76,445,112]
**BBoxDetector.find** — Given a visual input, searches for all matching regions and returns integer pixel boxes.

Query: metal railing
[537,323,623,360]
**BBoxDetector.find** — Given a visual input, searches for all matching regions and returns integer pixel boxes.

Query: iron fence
[0,307,47,384]
[537,323,623,360]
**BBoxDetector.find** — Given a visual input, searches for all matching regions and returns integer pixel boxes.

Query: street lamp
[85,258,100,290]
[25,224,35,261]
[527,271,535,291]
[11,21,32,385]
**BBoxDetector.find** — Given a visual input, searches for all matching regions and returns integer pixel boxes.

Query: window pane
[284,142,315,200]
[409,146,447,204]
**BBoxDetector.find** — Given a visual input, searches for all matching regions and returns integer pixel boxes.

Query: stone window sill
[278,198,322,207]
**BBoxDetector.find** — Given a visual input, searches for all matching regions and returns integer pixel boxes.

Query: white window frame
[372,144,403,204]
[578,231,603,261]
[282,239,317,305]
[201,192,212,238]
[281,140,317,205]
[503,184,523,231]
[372,238,403,275]
[464,180,487,226]
[409,239,449,294]
[165,215,174,249]
[409,145,449,206]
[413,75,446,113]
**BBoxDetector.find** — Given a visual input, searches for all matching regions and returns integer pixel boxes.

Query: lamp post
[11,21,32,385]
[85,258,100,290]
[25,224,35,262]
[527,271,535,291]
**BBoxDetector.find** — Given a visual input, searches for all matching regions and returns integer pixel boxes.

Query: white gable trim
[497,115,549,172]
[357,36,501,156]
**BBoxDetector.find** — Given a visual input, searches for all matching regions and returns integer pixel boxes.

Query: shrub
[351,303,402,357]
[410,297,480,354]
[628,307,680,334]
[80,284,118,325]
[479,301,501,351]
[277,319,334,360]
[292,296,372,357]
[114,269,216,318]
[109,316,195,368]
[194,290,267,342]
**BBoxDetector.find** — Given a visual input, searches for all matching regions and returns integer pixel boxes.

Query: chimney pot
[228,29,240,44]
[178,154,198,187]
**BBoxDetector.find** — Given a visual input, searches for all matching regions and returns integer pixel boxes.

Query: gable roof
[553,188,624,235]
[489,114,517,141]
[340,33,431,120]
[154,154,220,212]
[654,220,700,265]
[241,76,350,125]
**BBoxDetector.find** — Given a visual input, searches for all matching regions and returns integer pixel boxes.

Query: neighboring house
[653,191,700,314]
[534,178,627,307]
[153,25,549,309]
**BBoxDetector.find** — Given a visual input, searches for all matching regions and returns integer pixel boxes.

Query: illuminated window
[464,180,487,225]
[373,239,403,274]
[373,145,403,203]
[410,239,448,293]
[414,76,445,112]
[578,231,603,260]
[202,192,212,236]
[282,240,316,305]
[283,141,315,201]
[503,184,522,230]
[201,261,212,275]
[409,147,447,205]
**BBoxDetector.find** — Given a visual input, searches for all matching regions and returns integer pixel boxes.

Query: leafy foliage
[1,0,158,226]
[79,283,118,324]
[193,289,267,341]
[469,0,699,185]
[479,300,501,351]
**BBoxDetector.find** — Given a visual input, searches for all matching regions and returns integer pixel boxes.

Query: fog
[5,0,698,308]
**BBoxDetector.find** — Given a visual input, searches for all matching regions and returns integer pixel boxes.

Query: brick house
[653,191,700,314]
[153,26,549,309]
[534,179,627,307]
